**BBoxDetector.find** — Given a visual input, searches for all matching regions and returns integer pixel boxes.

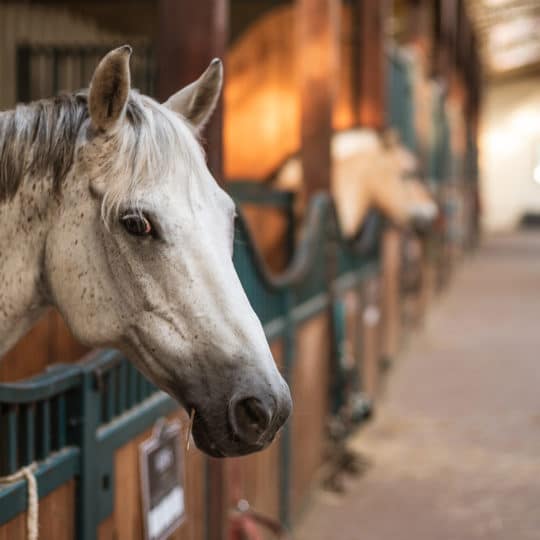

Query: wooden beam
[355,0,388,129]
[297,0,340,197]
[456,0,466,70]
[404,0,426,45]
[441,0,458,80]
[157,0,228,183]
[430,0,445,77]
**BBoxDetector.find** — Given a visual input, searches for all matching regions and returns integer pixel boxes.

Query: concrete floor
[294,232,540,540]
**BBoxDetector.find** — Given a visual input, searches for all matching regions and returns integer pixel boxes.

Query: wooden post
[431,0,456,81]
[157,2,229,539]
[297,0,340,197]
[441,0,458,83]
[355,0,388,129]
[157,0,228,183]
[381,228,401,365]
[431,0,443,77]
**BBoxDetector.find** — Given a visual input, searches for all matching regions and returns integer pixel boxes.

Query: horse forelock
[0,91,204,218]
[97,93,205,223]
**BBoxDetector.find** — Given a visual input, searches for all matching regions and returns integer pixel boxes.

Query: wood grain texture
[0,480,75,540]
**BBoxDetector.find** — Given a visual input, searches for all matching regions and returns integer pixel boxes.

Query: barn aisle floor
[294,231,540,540]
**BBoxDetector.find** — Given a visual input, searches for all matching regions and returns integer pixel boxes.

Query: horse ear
[164,58,223,131]
[88,45,132,132]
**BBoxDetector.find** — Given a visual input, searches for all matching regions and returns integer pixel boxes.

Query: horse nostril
[230,397,272,444]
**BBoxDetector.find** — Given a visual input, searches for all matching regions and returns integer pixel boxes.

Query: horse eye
[120,213,152,237]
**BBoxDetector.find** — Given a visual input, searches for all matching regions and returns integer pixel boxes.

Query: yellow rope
[0,463,39,540]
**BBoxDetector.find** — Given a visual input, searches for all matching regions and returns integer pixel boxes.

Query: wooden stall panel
[381,228,402,364]
[240,206,291,272]
[0,480,75,540]
[98,410,206,540]
[0,315,52,383]
[0,310,87,383]
[226,446,280,540]
[291,314,331,518]
[227,444,280,518]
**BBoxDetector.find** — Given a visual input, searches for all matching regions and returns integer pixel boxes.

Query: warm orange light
[225,84,300,179]
[224,3,355,179]
[224,6,300,180]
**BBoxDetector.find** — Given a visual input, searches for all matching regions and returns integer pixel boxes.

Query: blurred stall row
[0,1,481,539]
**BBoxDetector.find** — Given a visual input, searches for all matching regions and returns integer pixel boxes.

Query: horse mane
[0,90,202,218]
[0,93,87,202]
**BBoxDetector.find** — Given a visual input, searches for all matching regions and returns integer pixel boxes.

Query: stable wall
[480,74,540,232]
[0,3,132,110]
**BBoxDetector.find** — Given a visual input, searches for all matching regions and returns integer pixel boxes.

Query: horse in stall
[273,127,438,238]
[0,46,291,458]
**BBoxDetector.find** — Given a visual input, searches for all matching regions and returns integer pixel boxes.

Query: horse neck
[0,177,53,355]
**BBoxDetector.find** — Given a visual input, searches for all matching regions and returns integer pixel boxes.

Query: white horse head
[0,46,291,457]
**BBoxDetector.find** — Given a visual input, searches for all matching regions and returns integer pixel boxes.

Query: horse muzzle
[188,381,292,457]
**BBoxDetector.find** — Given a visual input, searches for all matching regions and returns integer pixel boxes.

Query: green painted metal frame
[387,46,416,153]
[0,363,84,524]
[77,353,179,538]
[0,350,179,538]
